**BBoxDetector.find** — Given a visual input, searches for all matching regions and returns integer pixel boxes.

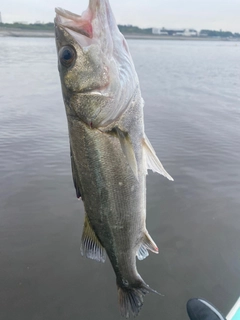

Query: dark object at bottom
[187,298,226,320]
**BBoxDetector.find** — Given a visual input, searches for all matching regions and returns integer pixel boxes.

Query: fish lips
[54,0,123,51]
[54,10,96,50]
[54,0,116,44]
[55,7,93,39]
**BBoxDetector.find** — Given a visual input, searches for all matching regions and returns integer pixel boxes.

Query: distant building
[152,28,169,35]
[175,29,198,36]
[152,28,198,36]
[0,12,2,23]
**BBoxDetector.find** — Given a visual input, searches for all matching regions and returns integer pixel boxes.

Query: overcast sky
[1,0,240,33]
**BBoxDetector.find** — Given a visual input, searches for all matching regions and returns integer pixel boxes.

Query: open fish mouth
[55,7,93,38]
[55,0,120,48]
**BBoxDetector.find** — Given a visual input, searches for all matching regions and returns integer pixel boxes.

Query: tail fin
[117,279,161,318]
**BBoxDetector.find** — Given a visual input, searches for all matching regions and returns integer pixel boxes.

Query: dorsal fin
[80,215,106,263]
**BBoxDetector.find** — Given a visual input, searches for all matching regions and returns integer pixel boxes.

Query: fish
[54,0,173,317]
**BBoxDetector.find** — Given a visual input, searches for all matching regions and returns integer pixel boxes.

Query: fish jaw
[55,0,125,51]
[55,7,93,38]
[54,0,139,129]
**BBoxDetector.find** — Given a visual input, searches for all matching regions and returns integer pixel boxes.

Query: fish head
[55,0,139,128]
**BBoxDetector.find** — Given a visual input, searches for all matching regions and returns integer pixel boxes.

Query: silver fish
[54,0,173,317]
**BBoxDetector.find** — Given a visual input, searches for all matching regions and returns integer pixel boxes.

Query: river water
[0,37,240,320]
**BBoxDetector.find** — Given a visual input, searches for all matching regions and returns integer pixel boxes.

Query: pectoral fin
[142,135,173,181]
[70,147,82,199]
[80,215,106,263]
[137,231,159,260]
[114,127,138,180]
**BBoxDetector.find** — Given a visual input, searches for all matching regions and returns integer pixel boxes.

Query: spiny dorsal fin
[142,135,174,181]
[80,215,106,263]
[137,231,159,260]
[114,127,138,180]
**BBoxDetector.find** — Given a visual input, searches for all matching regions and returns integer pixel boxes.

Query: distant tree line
[0,22,54,30]
[118,25,152,35]
[0,22,239,38]
[200,29,240,38]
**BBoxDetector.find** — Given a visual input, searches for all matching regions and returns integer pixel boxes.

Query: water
[0,37,240,320]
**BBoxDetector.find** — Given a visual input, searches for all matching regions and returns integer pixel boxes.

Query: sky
[1,0,240,33]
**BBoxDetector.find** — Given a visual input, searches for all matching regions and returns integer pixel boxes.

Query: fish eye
[59,46,76,68]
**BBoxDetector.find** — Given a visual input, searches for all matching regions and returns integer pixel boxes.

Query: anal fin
[80,215,106,263]
[137,244,149,260]
[137,231,159,261]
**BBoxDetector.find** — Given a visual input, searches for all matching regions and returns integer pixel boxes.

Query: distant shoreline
[124,34,240,41]
[1,28,240,41]
[0,28,54,38]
